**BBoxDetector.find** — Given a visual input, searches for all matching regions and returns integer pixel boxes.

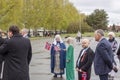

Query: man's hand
[76,68,83,72]
[76,68,79,71]
[79,69,82,72]
[113,66,118,73]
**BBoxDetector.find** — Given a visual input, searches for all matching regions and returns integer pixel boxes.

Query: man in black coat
[76,39,94,80]
[0,25,32,80]
[0,31,5,80]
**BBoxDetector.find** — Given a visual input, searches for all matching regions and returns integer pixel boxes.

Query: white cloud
[69,0,120,25]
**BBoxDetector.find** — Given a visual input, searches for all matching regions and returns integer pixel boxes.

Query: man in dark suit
[0,25,32,80]
[0,31,5,80]
[94,29,117,80]
[76,39,94,80]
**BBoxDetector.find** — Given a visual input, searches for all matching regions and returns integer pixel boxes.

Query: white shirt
[77,48,88,66]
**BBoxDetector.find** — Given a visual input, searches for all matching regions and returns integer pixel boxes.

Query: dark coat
[94,38,113,75]
[76,47,94,80]
[117,44,120,56]
[0,37,5,73]
[0,37,5,46]
[50,42,66,74]
[117,44,120,59]
[0,34,32,80]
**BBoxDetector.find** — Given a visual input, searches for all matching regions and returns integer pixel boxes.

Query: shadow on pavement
[51,77,65,80]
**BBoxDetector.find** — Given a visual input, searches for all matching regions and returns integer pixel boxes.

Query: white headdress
[53,34,63,45]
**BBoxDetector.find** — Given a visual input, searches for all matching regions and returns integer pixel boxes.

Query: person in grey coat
[94,29,117,80]
[108,32,118,80]
[0,25,32,80]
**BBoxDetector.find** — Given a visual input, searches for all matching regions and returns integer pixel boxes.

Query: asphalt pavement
[30,37,120,80]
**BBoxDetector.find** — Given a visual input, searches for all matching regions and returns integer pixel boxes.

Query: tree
[0,0,88,34]
[86,9,108,30]
[112,24,116,31]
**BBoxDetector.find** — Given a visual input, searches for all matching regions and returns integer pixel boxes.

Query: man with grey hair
[21,28,29,38]
[94,29,117,80]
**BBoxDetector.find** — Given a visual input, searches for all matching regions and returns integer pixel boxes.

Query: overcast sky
[69,0,120,25]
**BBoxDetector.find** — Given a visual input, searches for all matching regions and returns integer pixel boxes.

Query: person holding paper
[50,34,66,78]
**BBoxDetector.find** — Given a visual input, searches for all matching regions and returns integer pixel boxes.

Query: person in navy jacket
[94,29,117,80]
[50,34,66,78]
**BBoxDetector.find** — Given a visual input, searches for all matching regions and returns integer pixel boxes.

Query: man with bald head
[94,29,117,80]
[76,39,94,80]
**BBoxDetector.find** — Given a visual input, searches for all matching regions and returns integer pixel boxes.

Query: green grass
[29,32,120,40]
[61,32,120,37]
[82,32,120,37]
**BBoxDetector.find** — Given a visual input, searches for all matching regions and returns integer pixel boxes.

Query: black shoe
[53,74,57,78]
[60,75,63,78]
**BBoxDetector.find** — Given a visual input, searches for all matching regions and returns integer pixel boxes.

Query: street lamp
[78,10,82,33]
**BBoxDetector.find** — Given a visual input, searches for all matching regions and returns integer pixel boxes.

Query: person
[76,39,94,80]
[76,31,81,42]
[66,37,75,80]
[94,29,117,80]
[0,25,32,80]
[108,32,119,80]
[21,28,29,38]
[117,44,120,62]
[50,34,66,78]
[108,32,118,54]
[0,30,5,80]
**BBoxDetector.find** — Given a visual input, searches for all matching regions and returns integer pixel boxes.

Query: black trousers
[77,37,80,42]
[78,72,82,80]
[99,74,108,80]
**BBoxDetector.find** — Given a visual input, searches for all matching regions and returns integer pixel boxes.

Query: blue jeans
[99,74,108,80]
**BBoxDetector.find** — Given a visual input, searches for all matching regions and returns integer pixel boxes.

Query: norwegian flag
[54,46,59,51]
[45,42,51,50]
[81,72,87,80]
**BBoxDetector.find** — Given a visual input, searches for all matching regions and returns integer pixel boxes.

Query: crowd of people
[0,26,120,80]
[0,25,32,80]
[50,29,120,80]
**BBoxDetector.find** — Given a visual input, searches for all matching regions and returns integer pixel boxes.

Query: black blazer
[94,38,114,75]
[76,47,94,71]
[0,37,4,45]
[0,34,32,80]
[0,37,5,73]
[117,44,120,56]
[76,47,94,80]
